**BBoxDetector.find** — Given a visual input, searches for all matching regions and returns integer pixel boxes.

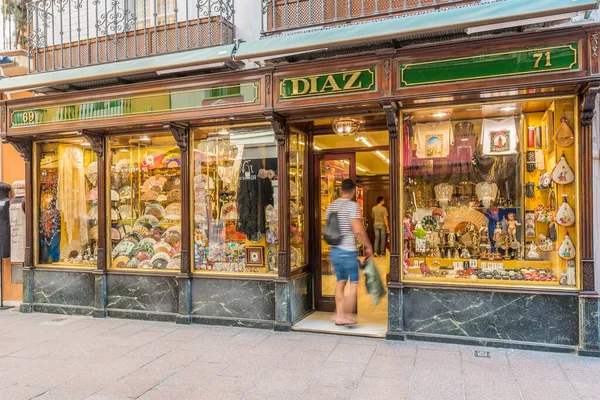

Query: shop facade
[1,24,600,355]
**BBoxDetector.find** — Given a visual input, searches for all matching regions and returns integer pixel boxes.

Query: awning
[0,44,235,93]
[235,0,598,61]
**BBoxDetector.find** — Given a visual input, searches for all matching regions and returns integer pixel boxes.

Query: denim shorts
[330,247,359,283]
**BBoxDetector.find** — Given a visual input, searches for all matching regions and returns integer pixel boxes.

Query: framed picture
[245,246,264,266]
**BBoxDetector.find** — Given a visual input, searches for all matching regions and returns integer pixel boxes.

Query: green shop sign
[280,68,376,100]
[11,82,259,127]
[400,43,579,87]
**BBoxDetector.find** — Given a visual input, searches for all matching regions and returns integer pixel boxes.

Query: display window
[401,97,579,289]
[290,130,307,271]
[108,134,182,270]
[36,139,98,267]
[192,124,279,275]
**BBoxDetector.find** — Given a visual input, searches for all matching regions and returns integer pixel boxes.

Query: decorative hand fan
[443,208,488,233]
[85,161,98,186]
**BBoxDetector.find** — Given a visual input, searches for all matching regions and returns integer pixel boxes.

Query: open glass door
[314,153,356,311]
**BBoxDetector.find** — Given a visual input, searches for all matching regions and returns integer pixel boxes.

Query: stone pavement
[1,310,600,400]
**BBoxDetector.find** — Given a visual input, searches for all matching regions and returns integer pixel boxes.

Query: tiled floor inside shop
[1,309,600,399]
[296,254,389,337]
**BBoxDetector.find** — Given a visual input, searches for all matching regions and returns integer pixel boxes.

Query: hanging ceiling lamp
[332,117,361,136]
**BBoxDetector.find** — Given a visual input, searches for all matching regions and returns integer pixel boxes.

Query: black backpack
[324,210,342,246]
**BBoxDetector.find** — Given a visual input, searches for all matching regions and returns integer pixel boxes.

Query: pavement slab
[0,311,598,399]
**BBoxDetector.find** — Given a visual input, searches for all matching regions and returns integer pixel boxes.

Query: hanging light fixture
[332,117,361,136]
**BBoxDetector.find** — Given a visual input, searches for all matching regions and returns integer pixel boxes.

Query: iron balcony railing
[26,0,234,73]
[1,3,21,52]
[261,0,481,35]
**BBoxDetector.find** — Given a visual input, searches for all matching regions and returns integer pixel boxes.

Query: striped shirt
[325,198,361,252]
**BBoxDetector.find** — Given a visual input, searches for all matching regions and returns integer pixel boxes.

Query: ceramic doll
[506,213,521,243]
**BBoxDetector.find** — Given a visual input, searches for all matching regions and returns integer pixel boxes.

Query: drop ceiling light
[356,165,367,173]
[432,112,448,118]
[332,117,361,136]
[139,136,151,142]
[314,145,322,150]
[499,106,517,112]
[374,150,390,164]
[355,136,373,147]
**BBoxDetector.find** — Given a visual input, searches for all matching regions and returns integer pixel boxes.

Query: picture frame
[245,246,264,266]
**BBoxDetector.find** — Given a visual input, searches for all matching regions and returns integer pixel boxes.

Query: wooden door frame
[311,152,357,312]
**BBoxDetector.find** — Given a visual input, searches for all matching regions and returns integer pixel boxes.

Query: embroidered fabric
[475,182,498,207]
[58,145,89,245]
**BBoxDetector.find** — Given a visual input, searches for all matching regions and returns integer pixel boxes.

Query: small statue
[506,213,521,243]
[493,222,504,244]
[447,232,455,247]
[527,242,540,259]
[460,247,471,259]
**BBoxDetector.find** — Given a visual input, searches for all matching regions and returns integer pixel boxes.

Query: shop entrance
[294,123,390,337]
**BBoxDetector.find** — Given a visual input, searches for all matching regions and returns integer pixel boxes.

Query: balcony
[25,0,234,73]
[261,0,481,35]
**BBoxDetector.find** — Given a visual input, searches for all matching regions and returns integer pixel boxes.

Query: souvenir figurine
[453,248,460,259]
[447,232,455,247]
[527,243,540,259]
[567,260,576,286]
[460,247,471,259]
[506,213,521,243]
[548,222,558,242]
[493,222,504,244]
[420,261,432,276]
[479,223,490,245]
[403,214,415,240]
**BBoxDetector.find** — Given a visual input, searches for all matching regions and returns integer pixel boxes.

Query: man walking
[371,196,390,257]
[326,179,373,326]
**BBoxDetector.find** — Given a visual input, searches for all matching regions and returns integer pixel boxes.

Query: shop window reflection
[108,134,182,270]
[193,125,279,275]
[37,140,98,267]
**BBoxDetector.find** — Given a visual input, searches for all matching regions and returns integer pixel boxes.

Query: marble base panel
[404,288,579,347]
[386,286,405,341]
[191,315,274,329]
[290,274,312,323]
[580,296,600,352]
[191,279,275,322]
[107,274,179,318]
[27,270,95,316]
[32,304,94,317]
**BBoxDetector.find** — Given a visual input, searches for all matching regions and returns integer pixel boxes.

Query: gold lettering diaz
[280,68,375,100]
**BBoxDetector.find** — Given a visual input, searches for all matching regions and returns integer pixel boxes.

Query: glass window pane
[290,131,307,271]
[193,124,278,275]
[401,98,578,289]
[37,139,97,266]
[108,134,182,270]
